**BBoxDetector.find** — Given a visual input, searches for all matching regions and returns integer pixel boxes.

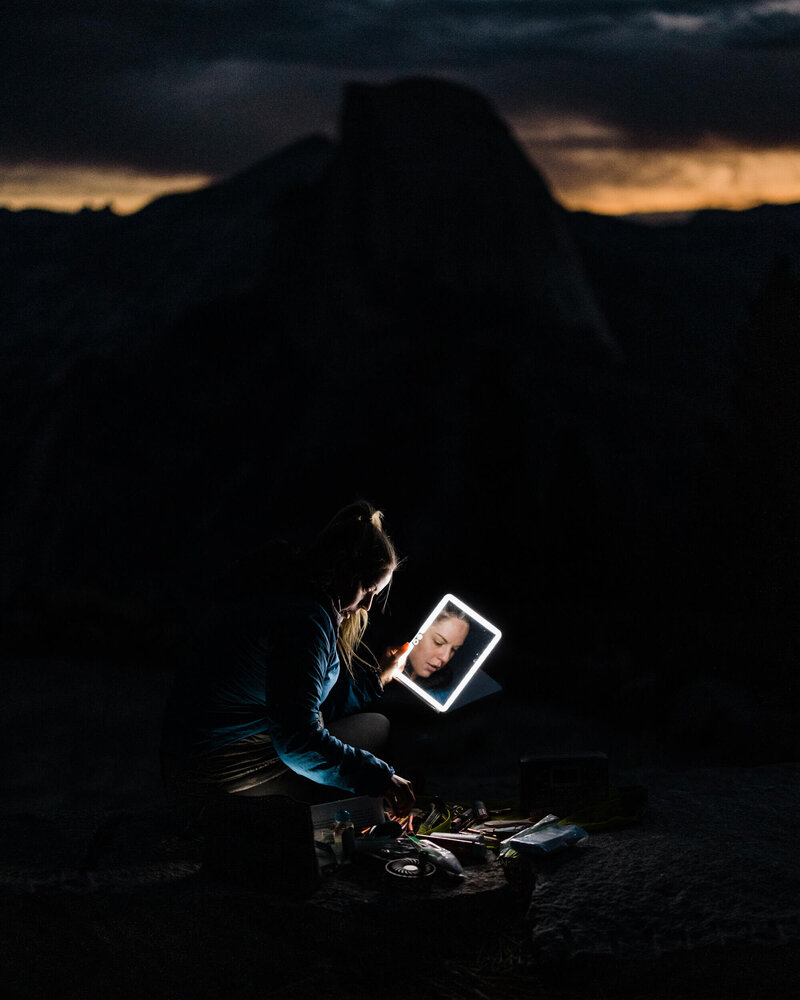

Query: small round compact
[384,856,436,885]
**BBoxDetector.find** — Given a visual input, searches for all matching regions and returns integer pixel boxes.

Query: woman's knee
[328,712,390,756]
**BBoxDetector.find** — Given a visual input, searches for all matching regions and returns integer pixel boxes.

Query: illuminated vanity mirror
[395,593,502,712]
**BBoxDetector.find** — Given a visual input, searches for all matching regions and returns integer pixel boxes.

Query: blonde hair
[338,608,371,674]
[305,500,399,673]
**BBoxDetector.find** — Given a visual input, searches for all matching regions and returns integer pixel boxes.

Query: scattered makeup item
[450,807,473,833]
[414,831,487,865]
[418,798,452,835]
[407,834,465,879]
[385,855,436,885]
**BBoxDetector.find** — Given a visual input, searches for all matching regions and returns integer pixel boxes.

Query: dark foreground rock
[3,796,800,1000]
[1,802,519,1000]
[3,651,799,1000]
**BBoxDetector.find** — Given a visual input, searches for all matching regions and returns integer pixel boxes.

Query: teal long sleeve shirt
[161,593,393,797]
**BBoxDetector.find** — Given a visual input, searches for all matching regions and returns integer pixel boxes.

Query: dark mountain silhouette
[571,202,800,396]
[684,257,800,685]
[312,78,615,357]
[0,133,336,550]
[2,77,798,751]
[0,134,335,373]
[2,78,614,606]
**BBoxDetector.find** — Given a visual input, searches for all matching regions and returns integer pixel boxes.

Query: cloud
[3,1,800,205]
[725,1,800,48]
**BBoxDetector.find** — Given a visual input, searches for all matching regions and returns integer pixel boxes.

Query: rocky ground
[3,656,799,999]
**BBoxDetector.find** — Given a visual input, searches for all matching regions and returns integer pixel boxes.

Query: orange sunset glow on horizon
[4,139,800,220]
[4,4,800,223]
[515,113,800,216]
[542,146,800,216]
[0,165,212,216]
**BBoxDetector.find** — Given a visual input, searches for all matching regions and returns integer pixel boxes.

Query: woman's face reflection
[408,616,470,680]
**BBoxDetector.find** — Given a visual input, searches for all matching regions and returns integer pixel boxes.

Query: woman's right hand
[384,773,415,817]
[378,641,411,686]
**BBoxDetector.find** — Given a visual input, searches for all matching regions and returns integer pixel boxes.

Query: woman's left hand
[379,642,410,685]
[384,774,415,817]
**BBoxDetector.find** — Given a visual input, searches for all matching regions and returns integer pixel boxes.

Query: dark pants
[161,713,392,823]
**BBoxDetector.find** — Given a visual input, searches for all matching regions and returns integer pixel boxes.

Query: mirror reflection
[403,601,470,689]
[396,594,501,712]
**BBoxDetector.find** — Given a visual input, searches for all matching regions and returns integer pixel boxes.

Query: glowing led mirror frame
[395,593,502,713]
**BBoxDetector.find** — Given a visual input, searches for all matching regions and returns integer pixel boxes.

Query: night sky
[3,1,800,214]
